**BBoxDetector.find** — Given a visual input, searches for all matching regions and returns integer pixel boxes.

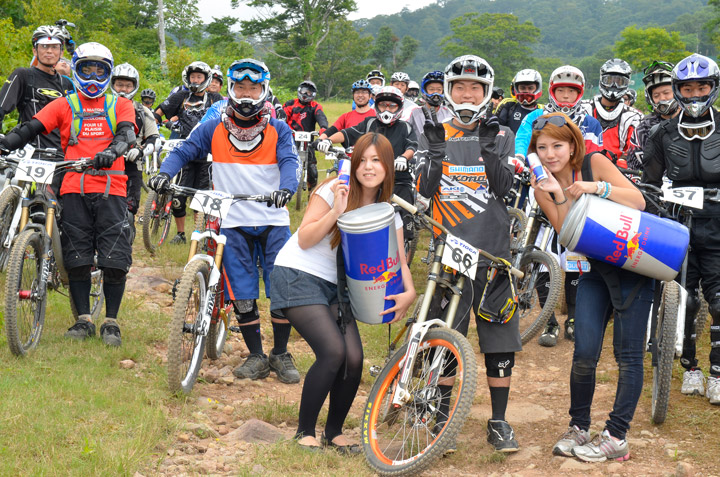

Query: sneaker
[170,232,186,245]
[572,429,629,462]
[564,318,575,341]
[538,322,560,347]
[232,353,270,380]
[553,425,591,457]
[65,317,96,340]
[268,351,300,384]
[706,376,720,405]
[486,419,519,453]
[100,318,122,347]
[681,369,706,395]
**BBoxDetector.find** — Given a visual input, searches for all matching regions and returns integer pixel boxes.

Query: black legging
[284,304,363,440]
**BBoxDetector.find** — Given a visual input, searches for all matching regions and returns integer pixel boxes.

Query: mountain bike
[3,157,105,356]
[165,183,272,394]
[362,194,524,476]
[141,139,184,254]
[293,130,318,210]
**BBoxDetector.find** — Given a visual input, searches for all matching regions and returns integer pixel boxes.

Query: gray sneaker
[232,353,270,380]
[65,317,96,340]
[706,376,720,405]
[553,425,591,457]
[538,322,560,347]
[100,318,122,347]
[572,429,629,462]
[269,351,300,384]
[681,369,706,395]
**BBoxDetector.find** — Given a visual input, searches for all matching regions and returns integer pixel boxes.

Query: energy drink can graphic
[338,158,351,187]
[526,152,547,184]
[337,203,404,324]
[559,194,689,281]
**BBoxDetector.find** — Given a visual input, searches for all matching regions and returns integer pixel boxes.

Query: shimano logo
[448,165,484,174]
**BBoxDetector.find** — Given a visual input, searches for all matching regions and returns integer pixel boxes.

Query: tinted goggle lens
[601,75,629,88]
[228,66,267,83]
[76,61,111,81]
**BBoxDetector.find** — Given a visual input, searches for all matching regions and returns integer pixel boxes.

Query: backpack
[65,92,118,146]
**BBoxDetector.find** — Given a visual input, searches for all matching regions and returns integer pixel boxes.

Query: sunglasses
[532,115,568,130]
[228,64,270,83]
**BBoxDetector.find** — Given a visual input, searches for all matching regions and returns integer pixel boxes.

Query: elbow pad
[109,122,137,158]
[3,118,45,151]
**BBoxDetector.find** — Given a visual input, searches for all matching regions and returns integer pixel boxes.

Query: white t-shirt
[274,181,402,284]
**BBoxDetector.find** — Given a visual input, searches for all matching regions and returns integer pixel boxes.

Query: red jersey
[332,108,376,131]
[34,94,136,197]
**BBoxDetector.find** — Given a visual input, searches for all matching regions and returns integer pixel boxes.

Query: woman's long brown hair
[323,132,395,248]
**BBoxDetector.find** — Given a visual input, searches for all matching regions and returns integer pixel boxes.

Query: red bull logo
[359,250,400,277]
[627,232,642,260]
[373,271,397,284]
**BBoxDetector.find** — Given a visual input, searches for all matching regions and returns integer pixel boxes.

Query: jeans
[569,267,654,440]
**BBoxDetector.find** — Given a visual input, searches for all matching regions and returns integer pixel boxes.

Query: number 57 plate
[661,185,703,209]
[190,190,233,218]
[441,234,479,280]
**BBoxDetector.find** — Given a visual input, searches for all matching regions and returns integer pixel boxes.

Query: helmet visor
[228,63,269,83]
[76,61,112,81]
[600,74,629,88]
[448,58,491,80]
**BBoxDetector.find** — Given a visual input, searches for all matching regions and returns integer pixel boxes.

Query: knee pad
[270,310,285,320]
[67,264,92,282]
[708,298,720,321]
[234,299,258,324]
[687,292,701,318]
[485,352,514,378]
[102,267,127,285]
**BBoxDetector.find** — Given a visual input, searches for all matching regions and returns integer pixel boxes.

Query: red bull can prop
[558,194,689,282]
[526,153,547,184]
[338,158,351,187]
[337,203,404,324]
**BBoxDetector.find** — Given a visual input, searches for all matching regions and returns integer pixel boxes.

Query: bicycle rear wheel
[167,260,210,394]
[142,190,173,255]
[652,281,679,424]
[0,187,21,271]
[515,249,562,344]
[4,230,47,356]
[363,327,477,476]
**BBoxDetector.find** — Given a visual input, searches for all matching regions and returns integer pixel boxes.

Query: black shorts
[59,193,133,271]
[173,161,211,218]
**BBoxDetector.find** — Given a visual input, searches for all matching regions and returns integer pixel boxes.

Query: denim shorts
[269,266,338,311]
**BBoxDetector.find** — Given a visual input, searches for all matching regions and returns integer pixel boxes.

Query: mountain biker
[153,61,223,244]
[208,65,223,94]
[366,69,385,96]
[491,86,504,112]
[110,62,160,216]
[416,54,521,453]
[528,112,652,462]
[580,59,642,160]
[406,80,420,103]
[316,86,418,249]
[149,58,302,384]
[0,25,73,155]
[409,71,453,129]
[623,88,637,107]
[642,54,720,405]
[626,61,679,170]
[319,80,376,142]
[140,88,156,109]
[389,71,421,131]
[495,69,543,134]
[283,80,329,192]
[0,42,138,347]
[270,132,415,452]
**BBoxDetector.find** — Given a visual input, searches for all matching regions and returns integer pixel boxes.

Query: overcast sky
[197,0,438,25]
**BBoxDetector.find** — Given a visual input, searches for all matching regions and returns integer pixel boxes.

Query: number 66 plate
[16,158,56,184]
[441,234,479,280]
[190,190,233,218]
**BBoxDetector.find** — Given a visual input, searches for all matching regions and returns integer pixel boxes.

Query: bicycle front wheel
[142,190,173,255]
[167,260,210,394]
[4,230,47,356]
[652,281,679,424]
[363,327,477,476]
[515,249,562,344]
[507,207,527,255]
[206,270,229,360]
[0,187,21,271]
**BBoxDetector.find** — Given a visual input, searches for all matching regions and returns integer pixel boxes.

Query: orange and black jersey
[416,121,515,258]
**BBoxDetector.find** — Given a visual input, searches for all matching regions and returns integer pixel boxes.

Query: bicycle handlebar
[167,184,273,204]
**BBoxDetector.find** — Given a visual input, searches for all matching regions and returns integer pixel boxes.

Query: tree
[312,19,370,98]
[238,0,357,79]
[164,0,202,47]
[369,26,419,72]
[439,13,540,87]
[613,25,692,72]
[707,0,720,51]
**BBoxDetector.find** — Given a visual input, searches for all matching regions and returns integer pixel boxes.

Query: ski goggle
[600,74,630,88]
[643,60,674,75]
[228,64,270,83]
[183,99,205,112]
[532,115,568,130]
[75,61,111,81]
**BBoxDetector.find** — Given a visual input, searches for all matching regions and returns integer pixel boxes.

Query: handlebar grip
[391,194,417,215]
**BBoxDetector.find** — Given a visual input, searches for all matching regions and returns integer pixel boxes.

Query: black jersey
[158,90,223,139]
[495,98,540,135]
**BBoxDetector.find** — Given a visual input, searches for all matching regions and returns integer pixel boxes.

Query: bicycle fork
[186,230,228,336]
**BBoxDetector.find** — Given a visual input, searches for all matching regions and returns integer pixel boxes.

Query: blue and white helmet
[227,59,271,118]
[444,55,494,125]
[421,70,444,107]
[351,79,372,92]
[672,54,720,118]
[72,42,114,98]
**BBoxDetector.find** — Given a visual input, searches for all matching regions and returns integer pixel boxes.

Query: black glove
[93,148,116,169]
[0,135,9,155]
[478,115,500,139]
[269,188,292,208]
[423,118,446,158]
[148,172,171,194]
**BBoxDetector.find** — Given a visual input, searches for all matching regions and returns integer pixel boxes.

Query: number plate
[441,234,479,280]
[163,139,184,152]
[7,143,35,161]
[15,158,56,184]
[190,190,233,218]
[294,131,313,142]
[662,185,703,209]
[563,254,590,273]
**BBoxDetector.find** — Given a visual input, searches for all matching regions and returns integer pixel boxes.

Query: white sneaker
[706,376,720,405]
[681,369,706,395]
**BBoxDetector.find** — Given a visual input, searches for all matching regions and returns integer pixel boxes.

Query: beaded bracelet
[600,182,611,199]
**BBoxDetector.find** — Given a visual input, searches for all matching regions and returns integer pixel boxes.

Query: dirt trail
[128,267,717,477]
